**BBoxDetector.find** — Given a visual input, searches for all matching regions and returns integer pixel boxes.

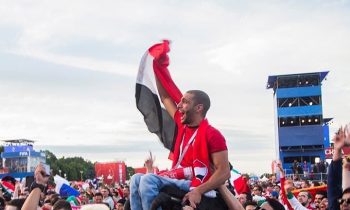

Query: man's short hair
[52,199,72,210]
[265,197,285,210]
[244,200,257,208]
[315,190,327,198]
[6,198,25,209]
[94,192,103,197]
[186,90,210,116]
[117,198,126,205]
[253,185,263,192]
[241,192,253,202]
[343,187,350,197]
[300,190,312,199]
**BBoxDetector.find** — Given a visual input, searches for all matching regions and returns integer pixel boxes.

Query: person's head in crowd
[42,199,53,210]
[100,187,110,198]
[270,175,277,184]
[238,192,252,205]
[273,184,281,193]
[297,190,313,207]
[244,200,258,210]
[122,185,130,199]
[265,182,274,194]
[49,194,60,205]
[260,197,285,210]
[4,198,25,210]
[252,185,263,196]
[111,189,119,198]
[339,187,350,210]
[314,191,327,207]
[116,198,126,210]
[93,192,103,203]
[319,197,329,210]
[312,181,321,187]
[301,180,310,188]
[52,199,72,210]
[79,193,89,205]
[19,187,29,199]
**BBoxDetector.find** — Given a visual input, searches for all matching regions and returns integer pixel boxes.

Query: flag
[1,176,16,199]
[230,167,250,195]
[135,40,182,151]
[66,195,81,206]
[54,175,80,197]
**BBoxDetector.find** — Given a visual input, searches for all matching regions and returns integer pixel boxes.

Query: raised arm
[284,181,308,210]
[145,151,155,174]
[21,164,49,210]
[277,163,294,210]
[218,185,244,210]
[328,126,345,210]
[156,78,177,118]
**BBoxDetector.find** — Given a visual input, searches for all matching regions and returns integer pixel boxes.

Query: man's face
[314,194,324,206]
[123,187,130,198]
[252,187,262,196]
[301,181,309,188]
[298,192,311,206]
[238,193,247,204]
[319,198,328,210]
[273,185,281,192]
[94,195,103,203]
[117,203,124,210]
[266,186,273,193]
[340,192,350,210]
[270,175,277,183]
[177,93,197,124]
[101,189,109,198]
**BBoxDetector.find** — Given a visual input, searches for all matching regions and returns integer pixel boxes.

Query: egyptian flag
[135,40,182,151]
[1,176,16,199]
[136,41,216,193]
[230,167,250,195]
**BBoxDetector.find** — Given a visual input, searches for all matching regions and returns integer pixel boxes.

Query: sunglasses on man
[338,198,350,205]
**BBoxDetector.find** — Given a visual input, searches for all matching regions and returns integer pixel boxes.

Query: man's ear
[196,104,204,113]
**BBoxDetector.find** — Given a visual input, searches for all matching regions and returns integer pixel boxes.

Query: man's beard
[301,201,308,207]
[182,110,194,125]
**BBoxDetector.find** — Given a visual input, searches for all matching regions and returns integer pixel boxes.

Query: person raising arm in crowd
[130,83,230,209]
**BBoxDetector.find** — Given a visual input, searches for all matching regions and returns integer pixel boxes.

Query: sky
[0,0,350,175]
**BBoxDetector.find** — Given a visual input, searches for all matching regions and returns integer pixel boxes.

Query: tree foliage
[44,150,95,181]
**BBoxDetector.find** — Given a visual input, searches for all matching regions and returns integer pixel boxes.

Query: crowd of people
[0,164,131,210]
[0,128,348,210]
[0,101,349,210]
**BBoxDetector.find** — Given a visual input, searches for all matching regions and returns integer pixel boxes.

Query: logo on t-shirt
[193,159,208,183]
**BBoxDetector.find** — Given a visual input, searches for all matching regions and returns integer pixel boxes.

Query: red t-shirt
[174,111,227,168]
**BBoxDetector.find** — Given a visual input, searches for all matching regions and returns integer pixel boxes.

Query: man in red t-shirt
[130,84,230,210]
[159,81,230,207]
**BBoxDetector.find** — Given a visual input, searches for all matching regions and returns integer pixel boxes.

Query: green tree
[43,150,95,181]
[126,166,135,180]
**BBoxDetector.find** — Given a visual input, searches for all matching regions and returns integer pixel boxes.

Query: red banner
[95,162,126,185]
[325,147,350,159]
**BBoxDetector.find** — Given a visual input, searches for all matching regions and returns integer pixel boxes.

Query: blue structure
[0,139,47,179]
[266,71,331,171]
